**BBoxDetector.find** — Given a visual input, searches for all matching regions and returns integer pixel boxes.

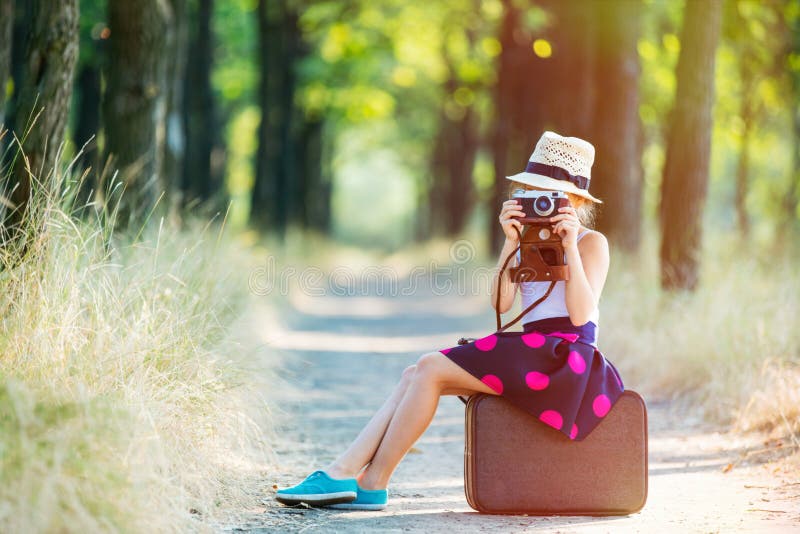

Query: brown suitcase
[463,390,648,515]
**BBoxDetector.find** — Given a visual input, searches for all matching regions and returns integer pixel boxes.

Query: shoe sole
[275,491,357,506]
[326,502,386,511]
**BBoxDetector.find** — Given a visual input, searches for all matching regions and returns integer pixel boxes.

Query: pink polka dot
[481,374,504,394]
[439,348,451,355]
[539,410,563,430]
[475,335,498,351]
[525,371,550,390]
[548,331,580,343]
[567,350,586,374]
[569,424,578,440]
[521,332,546,348]
[593,394,611,417]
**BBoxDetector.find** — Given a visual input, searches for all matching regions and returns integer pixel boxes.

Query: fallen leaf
[723,463,733,473]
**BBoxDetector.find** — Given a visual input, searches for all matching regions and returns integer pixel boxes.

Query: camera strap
[462,282,557,407]
[494,226,557,333]
[458,228,557,407]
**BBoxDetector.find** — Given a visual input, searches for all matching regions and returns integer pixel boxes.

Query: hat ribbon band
[524,161,590,190]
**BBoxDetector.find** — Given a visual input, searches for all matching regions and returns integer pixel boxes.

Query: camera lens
[534,195,554,216]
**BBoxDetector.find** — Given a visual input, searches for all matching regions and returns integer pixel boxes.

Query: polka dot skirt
[438,316,624,441]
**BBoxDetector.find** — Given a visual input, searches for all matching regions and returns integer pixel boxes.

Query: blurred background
[2,0,798,260]
[0,0,799,531]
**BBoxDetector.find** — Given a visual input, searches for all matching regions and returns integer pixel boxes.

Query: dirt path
[225,288,799,533]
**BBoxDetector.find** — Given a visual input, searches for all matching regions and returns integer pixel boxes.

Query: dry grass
[598,226,800,443]
[0,160,272,531]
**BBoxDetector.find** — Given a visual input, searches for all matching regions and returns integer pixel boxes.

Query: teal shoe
[327,485,388,511]
[275,470,358,506]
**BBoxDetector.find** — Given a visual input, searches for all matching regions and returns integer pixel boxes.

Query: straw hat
[506,130,602,203]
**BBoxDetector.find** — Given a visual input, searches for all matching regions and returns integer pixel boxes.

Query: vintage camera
[513,189,571,222]
[508,189,571,283]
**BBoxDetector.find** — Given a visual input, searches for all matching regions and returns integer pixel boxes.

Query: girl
[275,131,625,511]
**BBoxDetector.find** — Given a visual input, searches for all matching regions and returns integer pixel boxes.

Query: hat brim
[506,172,603,204]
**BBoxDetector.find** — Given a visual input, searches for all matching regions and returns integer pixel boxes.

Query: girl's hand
[498,199,525,242]
[549,206,581,249]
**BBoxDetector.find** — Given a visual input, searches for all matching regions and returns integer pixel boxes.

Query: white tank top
[515,229,600,337]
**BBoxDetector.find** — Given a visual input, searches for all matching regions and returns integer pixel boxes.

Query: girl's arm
[562,232,610,326]
[491,198,525,313]
[490,238,520,313]
[550,204,610,326]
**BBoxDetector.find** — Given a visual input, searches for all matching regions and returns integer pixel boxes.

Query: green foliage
[212,0,259,106]
[265,0,796,244]
[76,0,107,67]
[60,0,799,244]
[289,0,503,243]
[224,104,260,228]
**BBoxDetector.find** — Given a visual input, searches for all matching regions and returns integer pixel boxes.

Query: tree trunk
[3,0,32,142]
[425,20,481,239]
[182,0,218,207]
[74,64,102,168]
[590,0,643,250]
[253,0,282,232]
[318,120,335,232]
[790,106,800,234]
[428,89,479,237]
[488,0,523,255]
[659,0,722,291]
[293,26,319,232]
[252,0,300,236]
[294,115,333,233]
[163,0,188,210]
[0,0,12,129]
[73,62,102,204]
[2,0,79,240]
[548,0,596,136]
[782,0,800,237]
[298,117,331,231]
[735,94,753,237]
[787,77,800,237]
[102,0,170,228]
[441,106,479,236]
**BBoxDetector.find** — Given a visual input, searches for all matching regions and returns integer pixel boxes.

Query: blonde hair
[507,181,597,228]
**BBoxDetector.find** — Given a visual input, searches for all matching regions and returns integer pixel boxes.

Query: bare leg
[358,351,498,490]
[323,364,417,479]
